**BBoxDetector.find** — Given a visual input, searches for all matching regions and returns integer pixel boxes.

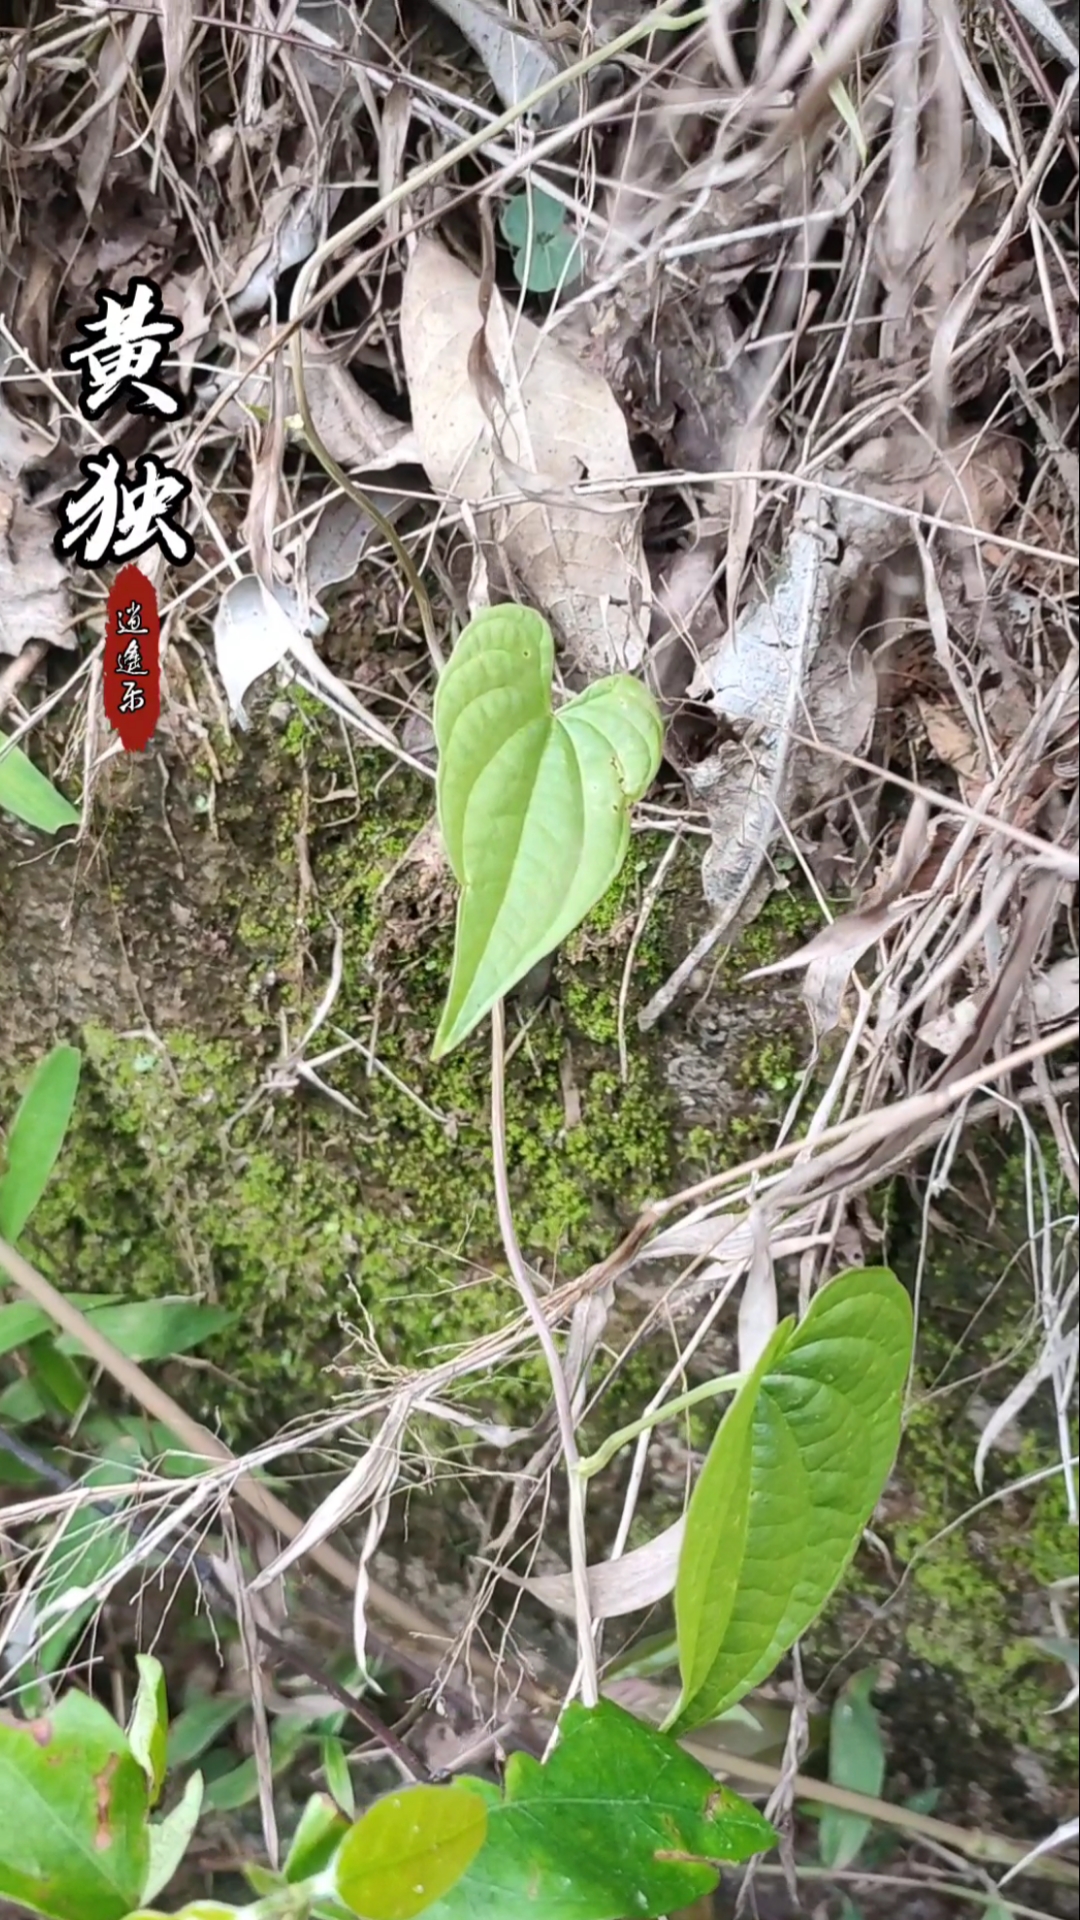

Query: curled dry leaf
[919,953,1080,1055]
[427,0,572,124]
[0,483,74,658]
[512,1518,685,1621]
[210,330,421,471]
[686,507,879,932]
[226,170,343,321]
[400,237,650,679]
[213,574,396,744]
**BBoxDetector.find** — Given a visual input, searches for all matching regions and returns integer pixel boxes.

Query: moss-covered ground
[2,686,1075,1819]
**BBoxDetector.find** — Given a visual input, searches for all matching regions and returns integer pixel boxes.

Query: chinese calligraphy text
[104,566,160,752]
[54,277,193,571]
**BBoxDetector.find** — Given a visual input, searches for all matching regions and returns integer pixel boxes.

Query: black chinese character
[62,277,184,420]
[54,450,194,568]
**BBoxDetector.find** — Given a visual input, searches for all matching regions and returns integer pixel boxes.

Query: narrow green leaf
[674,1323,793,1704]
[672,1269,913,1732]
[54,1298,236,1364]
[321,1733,356,1818]
[432,606,663,1058]
[0,733,80,833]
[0,1045,81,1241]
[0,1690,149,1920]
[166,1694,247,1771]
[418,1700,775,1920]
[16,1462,138,1687]
[142,1773,204,1905]
[819,1670,885,1869]
[22,1335,87,1416]
[126,1907,241,1919]
[285,1793,351,1883]
[335,1784,487,1920]
[129,1656,169,1804]
[0,1296,113,1358]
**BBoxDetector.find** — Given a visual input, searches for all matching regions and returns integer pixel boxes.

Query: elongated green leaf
[432,606,663,1057]
[15,1460,138,1689]
[127,1908,240,1919]
[336,1784,487,1919]
[142,1773,204,1906]
[55,1299,236,1363]
[321,1734,356,1818]
[0,1690,149,1920]
[129,1656,169,1804]
[0,1045,81,1241]
[819,1670,884,1869]
[672,1269,913,1733]
[0,733,80,833]
[418,1700,774,1920]
[0,1295,112,1358]
[165,1694,247,1771]
[285,1793,350,1884]
[675,1323,793,1705]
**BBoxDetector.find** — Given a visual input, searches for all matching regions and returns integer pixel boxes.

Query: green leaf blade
[0,1045,81,1242]
[419,1702,774,1920]
[432,606,663,1058]
[819,1670,885,1869]
[672,1269,914,1732]
[335,1783,488,1920]
[673,1324,793,1709]
[128,1656,169,1804]
[0,734,80,834]
[0,1691,149,1920]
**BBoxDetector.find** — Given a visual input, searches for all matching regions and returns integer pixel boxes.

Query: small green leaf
[500,188,566,248]
[0,1045,81,1241]
[321,1734,356,1818]
[126,1907,241,1919]
[0,1295,112,1358]
[432,606,663,1057]
[166,1694,247,1771]
[285,1793,351,1883]
[418,1700,774,1920]
[671,1268,913,1732]
[55,1298,236,1364]
[335,1784,487,1920]
[142,1772,204,1905]
[0,1690,149,1920]
[129,1656,169,1804]
[819,1670,885,1869]
[0,733,80,833]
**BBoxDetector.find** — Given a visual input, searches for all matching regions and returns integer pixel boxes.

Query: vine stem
[489,998,598,1708]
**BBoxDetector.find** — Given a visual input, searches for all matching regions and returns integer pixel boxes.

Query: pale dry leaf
[427,0,571,124]
[226,172,343,320]
[214,330,420,471]
[918,697,982,782]
[919,953,1080,1054]
[737,1210,778,1373]
[76,16,150,219]
[400,237,650,678]
[213,574,395,742]
[512,1518,684,1621]
[973,1318,1079,1493]
[158,0,199,140]
[743,898,917,1035]
[0,480,74,656]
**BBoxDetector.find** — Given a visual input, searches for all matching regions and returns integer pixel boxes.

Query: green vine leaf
[334,1783,488,1919]
[0,1691,149,1920]
[416,1700,774,1920]
[433,605,663,1058]
[671,1268,914,1734]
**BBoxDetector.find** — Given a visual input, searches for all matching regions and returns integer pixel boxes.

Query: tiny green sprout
[500,187,581,294]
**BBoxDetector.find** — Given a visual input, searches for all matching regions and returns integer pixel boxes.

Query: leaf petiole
[576,1371,745,1480]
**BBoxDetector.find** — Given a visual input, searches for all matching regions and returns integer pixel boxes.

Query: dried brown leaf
[400,237,650,678]
[0,480,74,657]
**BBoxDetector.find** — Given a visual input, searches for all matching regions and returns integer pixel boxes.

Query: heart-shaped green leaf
[671,1268,913,1733]
[335,1783,488,1919]
[433,605,663,1058]
[0,1690,149,1920]
[416,1700,774,1920]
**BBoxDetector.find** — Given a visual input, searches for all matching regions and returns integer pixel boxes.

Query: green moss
[22,706,677,1439]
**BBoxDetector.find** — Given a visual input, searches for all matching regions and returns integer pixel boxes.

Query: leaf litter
[1,0,1078,1881]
